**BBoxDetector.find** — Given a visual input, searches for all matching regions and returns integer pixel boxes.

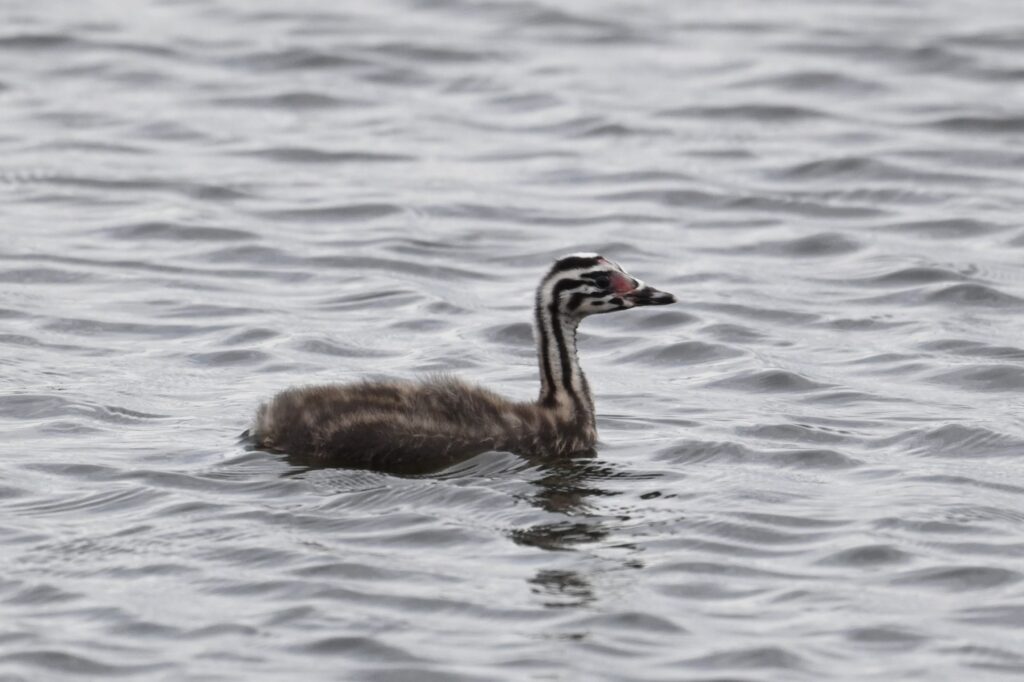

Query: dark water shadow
[241,431,647,546]
[510,452,651,609]
[510,452,619,549]
[240,430,651,609]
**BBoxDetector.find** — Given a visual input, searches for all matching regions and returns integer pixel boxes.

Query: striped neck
[534,287,594,422]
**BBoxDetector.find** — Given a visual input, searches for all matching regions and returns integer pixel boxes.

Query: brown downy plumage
[253,253,675,473]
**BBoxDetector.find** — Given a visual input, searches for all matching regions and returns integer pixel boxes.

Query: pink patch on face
[610,271,635,294]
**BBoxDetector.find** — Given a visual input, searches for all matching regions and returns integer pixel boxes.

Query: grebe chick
[253,253,675,473]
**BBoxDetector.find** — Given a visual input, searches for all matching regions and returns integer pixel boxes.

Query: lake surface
[2,0,1023,679]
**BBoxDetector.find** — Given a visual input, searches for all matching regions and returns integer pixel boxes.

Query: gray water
[2,0,1024,679]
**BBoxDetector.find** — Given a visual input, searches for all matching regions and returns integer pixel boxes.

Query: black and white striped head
[539,253,676,319]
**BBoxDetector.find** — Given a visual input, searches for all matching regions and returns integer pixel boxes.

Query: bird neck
[534,294,594,424]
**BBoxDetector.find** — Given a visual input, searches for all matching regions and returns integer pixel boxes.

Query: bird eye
[592,274,611,289]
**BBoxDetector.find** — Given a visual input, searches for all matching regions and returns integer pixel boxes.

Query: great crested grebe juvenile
[253,253,675,473]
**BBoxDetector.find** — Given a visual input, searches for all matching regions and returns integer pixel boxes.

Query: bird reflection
[510,452,653,610]
[509,455,605,545]
[511,452,635,550]
[528,569,596,609]
[246,430,657,612]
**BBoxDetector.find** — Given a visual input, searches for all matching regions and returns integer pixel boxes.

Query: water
[2,0,1024,679]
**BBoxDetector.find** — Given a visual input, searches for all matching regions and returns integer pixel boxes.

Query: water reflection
[511,519,612,551]
[510,455,622,551]
[529,569,596,609]
[266,441,654,610]
[512,454,653,610]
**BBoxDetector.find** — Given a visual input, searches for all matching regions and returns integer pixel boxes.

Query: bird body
[253,253,674,473]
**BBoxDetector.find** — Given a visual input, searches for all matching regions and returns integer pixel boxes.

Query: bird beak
[627,283,676,306]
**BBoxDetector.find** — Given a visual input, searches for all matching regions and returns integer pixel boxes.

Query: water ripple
[3,1,1023,680]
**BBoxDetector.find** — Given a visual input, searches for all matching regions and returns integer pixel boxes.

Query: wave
[707,369,832,393]
[877,424,1024,457]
